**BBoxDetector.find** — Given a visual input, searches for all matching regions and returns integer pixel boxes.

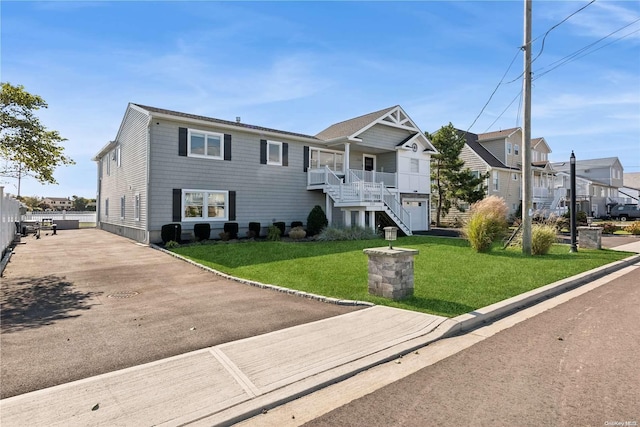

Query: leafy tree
[1,82,74,192]
[429,123,488,227]
[17,195,42,211]
[72,195,90,211]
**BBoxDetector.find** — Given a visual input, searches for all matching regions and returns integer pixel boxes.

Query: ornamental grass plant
[531,223,558,255]
[463,196,509,252]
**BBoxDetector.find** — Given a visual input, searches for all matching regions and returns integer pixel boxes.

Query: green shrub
[273,221,286,236]
[463,196,508,252]
[625,221,640,235]
[165,240,180,249]
[289,226,307,240]
[531,224,557,255]
[267,224,281,241]
[307,205,328,236]
[317,225,379,241]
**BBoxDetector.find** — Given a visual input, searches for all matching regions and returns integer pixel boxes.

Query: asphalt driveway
[0,229,362,399]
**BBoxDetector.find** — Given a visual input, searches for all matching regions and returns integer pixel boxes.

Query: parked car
[611,204,640,221]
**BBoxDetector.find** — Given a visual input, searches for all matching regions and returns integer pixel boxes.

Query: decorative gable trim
[350,106,420,140]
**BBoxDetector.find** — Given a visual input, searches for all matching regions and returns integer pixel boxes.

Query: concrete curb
[0,248,13,277]
[150,244,374,308]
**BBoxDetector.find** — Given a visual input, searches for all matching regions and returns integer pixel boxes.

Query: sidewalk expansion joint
[209,348,261,398]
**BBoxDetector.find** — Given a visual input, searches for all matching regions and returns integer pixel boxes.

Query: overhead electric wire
[482,90,523,133]
[531,0,596,64]
[534,20,640,80]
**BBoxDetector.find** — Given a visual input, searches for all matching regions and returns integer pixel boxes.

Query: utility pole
[522,0,533,255]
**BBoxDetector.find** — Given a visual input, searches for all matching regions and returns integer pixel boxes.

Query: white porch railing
[533,187,551,198]
[349,169,397,187]
[1,187,21,255]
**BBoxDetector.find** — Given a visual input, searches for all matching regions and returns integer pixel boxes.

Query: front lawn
[170,236,631,317]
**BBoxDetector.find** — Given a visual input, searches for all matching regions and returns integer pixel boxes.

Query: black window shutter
[224,134,232,161]
[282,143,288,166]
[303,146,309,172]
[178,128,188,156]
[260,140,267,164]
[228,191,236,221]
[172,189,182,222]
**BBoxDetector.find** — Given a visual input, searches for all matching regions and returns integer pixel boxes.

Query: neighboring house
[621,172,640,203]
[551,157,625,218]
[42,197,74,211]
[441,127,557,224]
[93,104,437,244]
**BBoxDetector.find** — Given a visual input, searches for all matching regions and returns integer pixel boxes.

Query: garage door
[403,199,427,231]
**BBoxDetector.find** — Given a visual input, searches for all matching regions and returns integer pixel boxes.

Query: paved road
[302,262,640,427]
[0,229,361,398]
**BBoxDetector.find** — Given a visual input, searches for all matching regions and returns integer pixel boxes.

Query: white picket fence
[22,211,97,223]
[1,187,21,255]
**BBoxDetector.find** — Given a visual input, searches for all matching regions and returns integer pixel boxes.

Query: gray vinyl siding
[358,125,413,151]
[98,106,149,241]
[148,119,324,242]
[377,152,396,173]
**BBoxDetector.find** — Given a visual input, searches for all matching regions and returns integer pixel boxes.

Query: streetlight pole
[570,151,578,253]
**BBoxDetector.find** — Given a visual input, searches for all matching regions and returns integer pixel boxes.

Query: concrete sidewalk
[2,238,639,427]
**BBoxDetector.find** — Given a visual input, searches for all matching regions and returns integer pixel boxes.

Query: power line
[482,90,523,133]
[534,21,640,80]
[531,0,597,64]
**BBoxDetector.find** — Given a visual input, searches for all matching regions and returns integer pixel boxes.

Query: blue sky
[2,0,639,198]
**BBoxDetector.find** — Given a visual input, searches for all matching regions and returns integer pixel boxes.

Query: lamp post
[570,151,578,253]
[384,226,397,250]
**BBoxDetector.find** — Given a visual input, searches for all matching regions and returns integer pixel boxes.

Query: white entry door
[403,199,428,231]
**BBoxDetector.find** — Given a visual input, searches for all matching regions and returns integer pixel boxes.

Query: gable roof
[133,103,320,141]
[532,137,551,153]
[477,127,520,141]
[551,157,622,171]
[315,106,398,141]
[457,129,518,170]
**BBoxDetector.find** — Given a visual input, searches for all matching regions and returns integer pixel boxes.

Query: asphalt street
[301,260,639,427]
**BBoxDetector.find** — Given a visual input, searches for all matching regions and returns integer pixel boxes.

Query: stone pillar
[363,247,419,300]
[578,226,602,250]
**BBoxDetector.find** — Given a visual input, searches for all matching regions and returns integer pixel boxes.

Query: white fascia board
[148,111,321,144]
[92,140,118,161]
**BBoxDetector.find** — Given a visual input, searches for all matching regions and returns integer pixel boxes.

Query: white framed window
[188,129,223,159]
[514,144,520,155]
[105,155,111,176]
[309,148,344,173]
[267,140,283,165]
[105,198,109,218]
[493,171,499,191]
[182,190,228,221]
[120,195,126,219]
[134,193,140,221]
[507,143,512,155]
[410,159,419,173]
[116,145,121,167]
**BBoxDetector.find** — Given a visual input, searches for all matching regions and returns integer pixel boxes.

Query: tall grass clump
[463,196,509,252]
[531,223,557,255]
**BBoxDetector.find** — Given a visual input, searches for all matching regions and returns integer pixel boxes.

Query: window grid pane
[207,135,221,157]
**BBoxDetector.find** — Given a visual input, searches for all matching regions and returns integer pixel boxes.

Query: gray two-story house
[93,104,437,243]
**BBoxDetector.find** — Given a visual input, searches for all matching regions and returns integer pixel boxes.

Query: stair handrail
[381,186,411,233]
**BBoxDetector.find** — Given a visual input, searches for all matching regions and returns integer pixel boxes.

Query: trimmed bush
[463,196,508,252]
[224,222,239,239]
[193,223,211,241]
[291,221,304,229]
[317,225,379,241]
[161,223,181,244]
[307,205,328,236]
[267,224,281,241]
[531,224,557,255]
[273,221,286,236]
[248,222,261,238]
[289,226,307,240]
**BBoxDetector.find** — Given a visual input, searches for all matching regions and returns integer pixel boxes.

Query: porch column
[368,211,376,232]
[358,209,366,228]
[325,194,332,224]
[344,142,350,183]
[344,210,352,227]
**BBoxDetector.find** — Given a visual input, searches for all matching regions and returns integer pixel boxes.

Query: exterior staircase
[318,168,412,235]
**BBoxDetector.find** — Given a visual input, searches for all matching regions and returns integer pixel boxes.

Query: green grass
[171,236,632,317]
